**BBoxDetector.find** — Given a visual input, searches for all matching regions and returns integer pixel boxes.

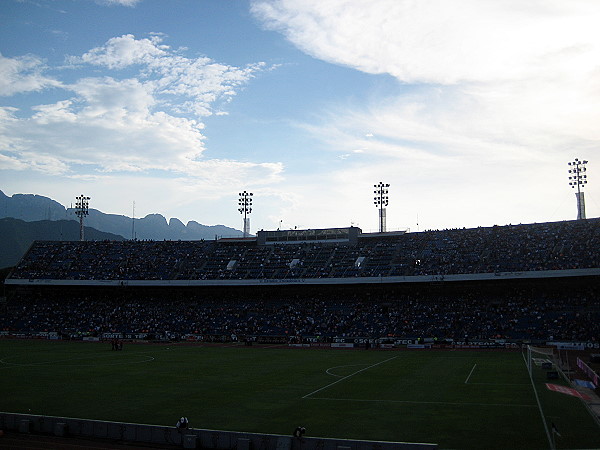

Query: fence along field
[1,340,599,450]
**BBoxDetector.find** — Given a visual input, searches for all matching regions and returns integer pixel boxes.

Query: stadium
[1,215,600,449]
[4,0,600,448]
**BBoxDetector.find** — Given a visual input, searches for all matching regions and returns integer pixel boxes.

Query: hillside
[0,218,125,269]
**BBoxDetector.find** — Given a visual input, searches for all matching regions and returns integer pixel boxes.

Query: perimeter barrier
[0,412,437,450]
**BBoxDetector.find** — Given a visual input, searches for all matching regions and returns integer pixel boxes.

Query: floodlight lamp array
[568,158,588,189]
[373,182,390,207]
[75,194,90,218]
[238,191,253,214]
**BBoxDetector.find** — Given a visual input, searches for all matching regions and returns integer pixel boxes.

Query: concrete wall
[0,412,437,450]
[7,268,600,287]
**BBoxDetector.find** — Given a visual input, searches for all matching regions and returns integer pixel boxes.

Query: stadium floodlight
[238,191,253,237]
[75,194,91,241]
[374,182,390,233]
[568,158,588,220]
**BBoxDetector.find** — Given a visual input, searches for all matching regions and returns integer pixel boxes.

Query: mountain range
[0,190,241,269]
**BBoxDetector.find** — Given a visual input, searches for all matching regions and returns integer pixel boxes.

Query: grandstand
[6,218,600,284]
[3,218,600,343]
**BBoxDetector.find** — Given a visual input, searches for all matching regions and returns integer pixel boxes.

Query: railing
[577,357,599,388]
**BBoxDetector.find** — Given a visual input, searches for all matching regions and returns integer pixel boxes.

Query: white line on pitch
[522,349,553,448]
[464,363,477,384]
[307,396,536,408]
[302,355,398,399]
[326,364,370,378]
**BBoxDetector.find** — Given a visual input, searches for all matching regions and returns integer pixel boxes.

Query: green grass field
[1,340,599,449]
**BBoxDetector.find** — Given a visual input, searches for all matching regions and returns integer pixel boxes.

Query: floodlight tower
[568,158,588,220]
[75,194,91,241]
[374,182,390,233]
[238,191,253,237]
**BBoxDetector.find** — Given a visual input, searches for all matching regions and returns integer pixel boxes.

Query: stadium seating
[8,218,600,281]
[3,218,599,343]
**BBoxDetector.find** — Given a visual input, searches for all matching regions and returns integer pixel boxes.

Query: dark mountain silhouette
[0,191,67,222]
[0,218,125,269]
[0,190,241,241]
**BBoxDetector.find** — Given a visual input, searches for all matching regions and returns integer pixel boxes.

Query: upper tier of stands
[8,218,600,281]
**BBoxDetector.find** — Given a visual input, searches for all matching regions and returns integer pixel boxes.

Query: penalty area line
[465,363,477,384]
[302,355,398,399]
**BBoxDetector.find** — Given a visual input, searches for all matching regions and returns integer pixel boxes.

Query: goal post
[525,345,558,376]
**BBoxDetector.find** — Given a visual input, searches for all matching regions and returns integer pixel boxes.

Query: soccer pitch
[1,340,599,449]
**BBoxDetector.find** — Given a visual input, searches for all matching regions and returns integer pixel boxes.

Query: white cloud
[70,77,156,122]
[72,34,266,117]
[0,76,203,173]
[251,0,600,148]
[0,35,279,186]
[0,53,62,96]
[0,153,29,171]
[101,0,142,6]
[252,0,600,84]
[76,35,167,69]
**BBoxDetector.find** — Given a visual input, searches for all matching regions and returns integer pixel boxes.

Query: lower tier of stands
[3,278,599,343]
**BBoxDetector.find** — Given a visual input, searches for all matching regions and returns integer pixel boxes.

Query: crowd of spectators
[2,287,598,342]
[8,218,600,281]
[4,219,598,345]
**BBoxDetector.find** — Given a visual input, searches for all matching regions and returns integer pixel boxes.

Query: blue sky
[1,0,599,234]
